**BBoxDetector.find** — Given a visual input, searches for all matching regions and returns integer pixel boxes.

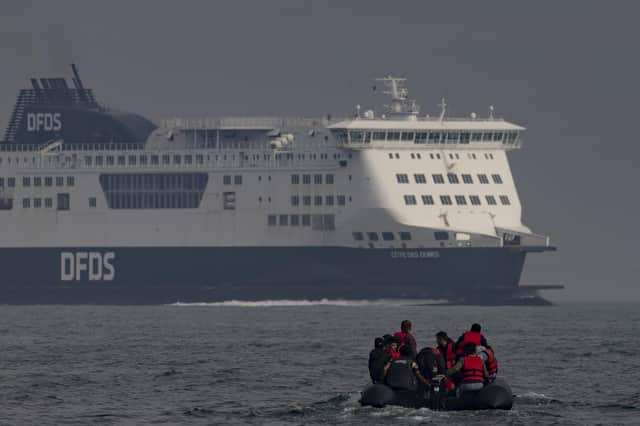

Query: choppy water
[0,302,638,425]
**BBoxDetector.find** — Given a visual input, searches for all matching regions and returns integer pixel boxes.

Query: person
[446,342,488,395]
[477,345,498,382]
[383,344,429,392]
[394,320,417,356]
[456,323,489,356]
[384,335,401,360]
[368,337,391,384]
[433,331,457,393]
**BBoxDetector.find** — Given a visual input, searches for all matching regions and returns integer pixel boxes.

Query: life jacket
[394,331,417,352]
[433,341,456,370]
[461,355,485,384]
[385,358,418,391]
[456,331,482,355]
[386,346,400,360]
[483,347,498,375]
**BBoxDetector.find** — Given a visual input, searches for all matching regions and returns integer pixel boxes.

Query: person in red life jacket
[394,320,417,358]
[455,323,489,356]
[383,335,401,360]
[433,331,457,392]
[446,342,488,395]
[477,345,498,382]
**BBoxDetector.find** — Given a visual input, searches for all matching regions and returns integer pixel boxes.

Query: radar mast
[375,76,419,120]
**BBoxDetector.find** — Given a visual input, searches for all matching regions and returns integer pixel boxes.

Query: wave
[169,298,446,307]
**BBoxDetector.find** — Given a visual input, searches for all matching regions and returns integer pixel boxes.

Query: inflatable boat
[360,377,513,410]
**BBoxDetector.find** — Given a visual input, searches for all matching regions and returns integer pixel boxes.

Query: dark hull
[0,246,539,304]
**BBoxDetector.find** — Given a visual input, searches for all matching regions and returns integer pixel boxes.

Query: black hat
[374,337,384,348]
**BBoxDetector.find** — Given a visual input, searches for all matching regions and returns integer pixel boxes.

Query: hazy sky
[1,1,638,302]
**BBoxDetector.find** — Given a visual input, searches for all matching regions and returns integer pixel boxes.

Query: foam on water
[169,298,446,307]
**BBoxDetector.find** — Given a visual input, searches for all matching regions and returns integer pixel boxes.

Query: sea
[0,301,637,425]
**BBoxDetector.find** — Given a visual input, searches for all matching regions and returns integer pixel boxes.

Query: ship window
[440,195,452,205]
[57,193,70,211]
[184,155,192,164]
[415,132,428,143]
[382,232,395,241]
[421,195,434,205]
[396,174,409,184]
[314,196,322,206]
[54,176,63,186]
[401,132,414,141]
[43,177,51,187]
[151,155,159,165]
[478,174,489,184]
[471,133,482,141]
[234,175,242,185]
[373,132,386,140]
[485,195,497,205]
[302,214,311,227]
[352,231,364,241]
[460,133,470,144]
[447,173,459,184]
[92,156,101,166]
[432,174,445,184]
[84,156,93,166]
[326,195,334,206]
[462,174,473,184]
[196,155,204,165]
[106,156,114,166]
[279,214,288,226]
[447,132,459,143]
[337,195,346,206]
[387,132,401,141]
[291,195,299,206]
[22,177,30,187]
[223,175,231,185]
[469,195,481,205]
[6,177,14,188]
[482,132,493,141]
[314,174,322,184]
[117,156,125,166]
[161,155,169,165]
[0,197,13,210]
[22,198,30,208]
[395,153,400,159]
[455,195,467,205]
[268,214,277,226]
[367,232,379,241]
[414,174,427,184]
[33,198,41,208]
[34,177,42,187]
[173,155,181,164]
[129,155,137,165]
[428,132,442,143]
[491,174,503,184]
[290,214,300,226]
[388,153,394,159]
[350,131,364,143]
[493,132,503,141]
[499,195,511,205]
[45,198,52,208]
[303,196,311,206]
[89,197,97,208]
[303,174,311,184]
[400,232,412,241]
[434,231,449,241]
[291,174,299,184]
[403,195,417,205]
[67,176,75,187]
[325,174,334,184]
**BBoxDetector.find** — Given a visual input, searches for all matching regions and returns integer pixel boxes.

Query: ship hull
[0,246,537,304]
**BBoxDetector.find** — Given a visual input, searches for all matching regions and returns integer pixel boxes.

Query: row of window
[396,173,503,185]
[291,195,349,206]
[17,193,70,210]
[0,176,75,188]
[291,174,335,185]
[390,152,495,160]
[403,194,511,206]
[352,231,412,242]
[267,213,336,230]
[346,130,519,144]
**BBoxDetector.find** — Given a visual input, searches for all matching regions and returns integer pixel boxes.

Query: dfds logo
[27,112,62,132]
[60,251,116,281]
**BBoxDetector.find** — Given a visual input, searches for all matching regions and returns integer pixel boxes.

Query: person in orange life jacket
[384,335,401,360]
[394,320,417,359]
[476,345,498,382]
[446,342,488,395]
[455,323,489,356]
[369,337,391,384]
[383,343,429,392]
[433,331,457,392]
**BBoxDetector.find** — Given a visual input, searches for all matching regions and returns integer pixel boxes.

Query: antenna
[71,63,84,89]
[374,75,419,118]
[438,97,447,122]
